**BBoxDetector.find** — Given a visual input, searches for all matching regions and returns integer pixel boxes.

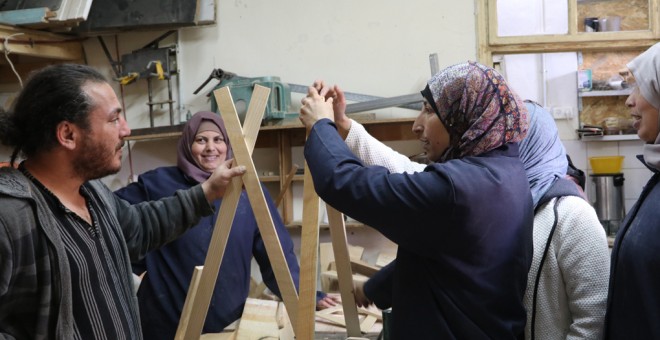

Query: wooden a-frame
[175,84,364,339]
[176,85,299,339]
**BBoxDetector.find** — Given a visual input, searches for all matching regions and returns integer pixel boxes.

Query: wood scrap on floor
[315,304,383,335]
[319,241,396,294]
[235,298,280,339]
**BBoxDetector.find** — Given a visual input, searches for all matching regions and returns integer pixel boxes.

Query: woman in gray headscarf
[315,79,610,339]
[519,102,609,340]
[605,42,660,339]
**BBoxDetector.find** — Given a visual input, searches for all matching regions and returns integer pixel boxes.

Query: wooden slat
[350,259,379,277]
[278,132,294,224]
[296,158,321,340]
[176,85,270,339]
[0,24,83,60]
[235,299,280,339]
[175,266,204,339]
[476,0,491,64]
[274,163,298,208]
[218,86,299,327]
[326,205,362,337]
[360,315,378,334]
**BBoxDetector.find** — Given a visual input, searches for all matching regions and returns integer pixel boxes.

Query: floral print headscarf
[421,61,528,162]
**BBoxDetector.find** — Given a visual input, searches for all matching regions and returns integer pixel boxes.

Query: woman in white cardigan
[314,81,610,339]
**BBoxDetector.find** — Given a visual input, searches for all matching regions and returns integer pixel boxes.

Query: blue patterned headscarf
[421,61,528,162]
[519,101,568,207]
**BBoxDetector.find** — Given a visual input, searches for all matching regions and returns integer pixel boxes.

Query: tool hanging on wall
[98,30,179,127]
[192,67,423,124]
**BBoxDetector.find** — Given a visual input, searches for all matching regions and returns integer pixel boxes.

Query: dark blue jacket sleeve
[303,119,454,259]
[364,260,395,309]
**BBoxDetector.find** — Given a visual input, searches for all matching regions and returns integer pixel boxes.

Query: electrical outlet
[551,106,574,120]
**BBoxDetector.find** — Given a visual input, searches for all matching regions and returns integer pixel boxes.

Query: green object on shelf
[210,76,297,123]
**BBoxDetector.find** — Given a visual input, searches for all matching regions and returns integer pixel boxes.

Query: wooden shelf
[125,124,185,141]
[579,89,633,97]
[0,24,84,60]
[285,221,367,229]
[581,134,639,141]
[259,175,280,182]
[124,115,418,224]
[124,116,418,142]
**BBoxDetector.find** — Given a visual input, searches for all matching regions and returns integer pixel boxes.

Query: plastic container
[590,156,624,174]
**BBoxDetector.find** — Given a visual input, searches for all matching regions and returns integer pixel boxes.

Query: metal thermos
[591,173,625,235]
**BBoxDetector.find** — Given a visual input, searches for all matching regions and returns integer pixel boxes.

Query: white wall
[60,0,475,274]
[74,0,476,192]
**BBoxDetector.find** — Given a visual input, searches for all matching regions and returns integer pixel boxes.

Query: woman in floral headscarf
[605,42,660,339]
[299,61,534,339]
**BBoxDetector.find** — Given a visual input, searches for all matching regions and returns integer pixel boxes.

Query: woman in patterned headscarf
[332,93,610,339]
[299,61,534,339]
[605,42,660,339]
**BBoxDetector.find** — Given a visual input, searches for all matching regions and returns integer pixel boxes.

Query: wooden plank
[176,85,270,339]
[175,266,204,339]
[326,204,362,338]
[235,298,280,340]
[360,315,378,334]
[476,0,491,64]
[274,163,298,208]
[218,86,300,327]
[277,302,295,340]
[319,242,335,272]
[296,157,321,340]
[350,259,379,277]
[0,8,52,26]
[200,331,236,340]
[278,132,294,224]
[124,124,185,141]
[0,24,83,60]
[375,252,396,268]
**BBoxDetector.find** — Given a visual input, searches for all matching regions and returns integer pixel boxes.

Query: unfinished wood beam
[295,158,321,340]
[0,24,83,60]
[350,259,380,277]
[274,163,298,208]
[175,266,203,338]
[218,86,299,325]
[176,85,280,339]
[234,299,280,339]
[326,205,361,337]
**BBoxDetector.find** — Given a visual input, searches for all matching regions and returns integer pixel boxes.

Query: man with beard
[0,64,246,340]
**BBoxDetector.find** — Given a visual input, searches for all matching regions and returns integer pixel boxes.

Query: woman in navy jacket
[115,111,334,339]
[299,61,534,339]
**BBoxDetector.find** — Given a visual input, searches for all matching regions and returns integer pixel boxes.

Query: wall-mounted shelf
[581,134,639,141]
[125,115,418,224]
[286,221,367,230]
[579,88,633,97]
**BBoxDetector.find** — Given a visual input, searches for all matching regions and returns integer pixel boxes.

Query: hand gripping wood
[176,85,298,339]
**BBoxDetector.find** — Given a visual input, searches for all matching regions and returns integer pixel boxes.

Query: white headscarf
[628,42,660,170]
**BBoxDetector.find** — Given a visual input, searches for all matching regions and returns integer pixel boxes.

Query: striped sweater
[0,167,212,339]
